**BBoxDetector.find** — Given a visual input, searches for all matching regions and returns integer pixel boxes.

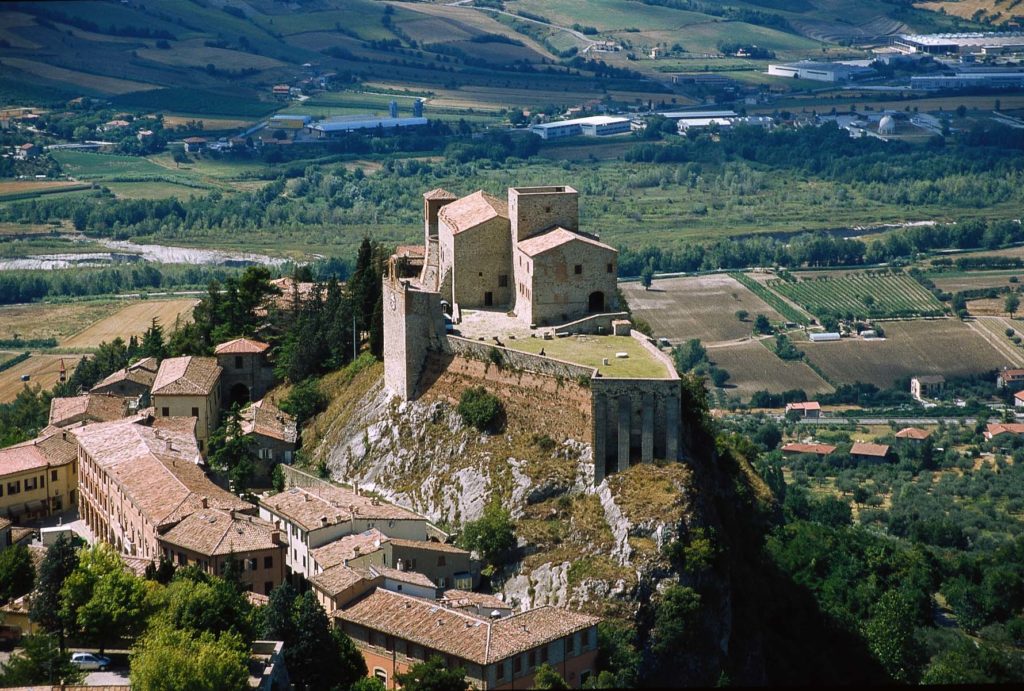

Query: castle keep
[384,186,686,483]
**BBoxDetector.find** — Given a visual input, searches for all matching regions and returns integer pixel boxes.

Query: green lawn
[508,334,672,378]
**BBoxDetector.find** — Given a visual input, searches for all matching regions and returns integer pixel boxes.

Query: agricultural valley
[2,0,1024,688]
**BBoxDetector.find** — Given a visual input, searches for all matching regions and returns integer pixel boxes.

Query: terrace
[457,308,673,379]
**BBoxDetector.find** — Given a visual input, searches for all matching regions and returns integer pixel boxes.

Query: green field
[770,272,946,319]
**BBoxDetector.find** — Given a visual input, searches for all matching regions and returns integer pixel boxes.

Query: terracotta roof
[215,338,270,355]
[0,430,77,476]
[334,589,599,665]
[240,399,297,444]
[152,356,222,396]
[780,442,836,456]
[183,136,207,144]
[517,227,617,258]
[91,357,159,393]
[260,486,424,532]
[785,401,821,411]
[895,427,931,440]
[0,516,11,532]
[121,555,155,578]
[850,442,890,457]
[247,591,270,607]
[1015,390,1024,401]
[388,538,470,555]
[1002,369,1024,381]
[49,393,128,428]
[369,565,436,588]
[985,422,1024,438]
[423,188,457,200]
[395,245,426,258]
[160,509,281,557]
[311,529,388,571]
[309,564,373,597]
[439,589,508,611]
[437,191,508,234]
[73,417,250,530]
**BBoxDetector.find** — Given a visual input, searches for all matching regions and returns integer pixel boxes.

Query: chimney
[201,496,208,509]
[271,531,284,546]
[320,516,328,527]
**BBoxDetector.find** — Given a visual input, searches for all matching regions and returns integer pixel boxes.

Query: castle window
[544,206,551,213]
[235,356,243,369]
[498,274,508,287]
[607,263,614,273]
[191,407,199,417]
[161,407,169,417]
[574,264,582,275]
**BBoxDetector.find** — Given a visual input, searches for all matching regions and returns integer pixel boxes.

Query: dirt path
[968,317,1024,367]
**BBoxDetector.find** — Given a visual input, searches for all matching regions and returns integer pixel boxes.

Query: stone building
[48,393,128,429]
[240,398,297,485]
[215,338,276,406]
[422,186,617,326]
[151,356,223,456]
[90,357,158,399]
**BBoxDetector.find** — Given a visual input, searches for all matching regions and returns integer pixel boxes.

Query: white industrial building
[767,61,876,82]
[307,116,428,138]
[809,332,841,342]
[893,32,1024,55]
[530,115,631,140]
[674,114,772,134]
[911,72,1024,90]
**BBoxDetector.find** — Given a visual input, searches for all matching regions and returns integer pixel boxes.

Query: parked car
[70,652,111,671]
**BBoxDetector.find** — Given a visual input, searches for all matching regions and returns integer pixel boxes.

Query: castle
[384,186,686,484]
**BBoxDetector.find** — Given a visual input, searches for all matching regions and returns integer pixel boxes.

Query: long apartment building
[74,415,250,560]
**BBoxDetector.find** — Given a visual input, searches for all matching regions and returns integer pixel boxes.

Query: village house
[258,484,429,583]
[240,398,297,483]
[215,337,276,406]
[183,136,207,153]
[48,393,128,429]
[785,401,821,419]
[850,442,890,462]
[157,508,287,595]
[151,356,222,455]
[895,427,931,442]
[14,143,40,160]
[332,588,600,690]
[312,564,439,614]
[998,368,1024,391]
[90,356,159,399]
[984,422,1024,440]
[780,442,836,457]
[1014,391,1024,410]
[74,415,250,560]
[910,375,945,398]
[0,429,78,522]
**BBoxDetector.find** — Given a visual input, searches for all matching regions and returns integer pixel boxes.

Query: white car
[70,652,111,671]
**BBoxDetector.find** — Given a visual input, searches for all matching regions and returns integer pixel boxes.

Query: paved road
[796,417,984,425]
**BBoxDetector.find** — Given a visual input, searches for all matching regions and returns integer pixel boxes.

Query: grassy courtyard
[507,334,672,378]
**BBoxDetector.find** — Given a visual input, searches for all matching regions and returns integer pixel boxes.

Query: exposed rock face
[309,362,768,684]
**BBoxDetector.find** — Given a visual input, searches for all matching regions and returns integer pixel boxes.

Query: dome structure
[878,114,896,135]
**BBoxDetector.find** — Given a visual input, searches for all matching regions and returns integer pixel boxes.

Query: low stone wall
[444,335,596,381]
[629,330,679,380]
[551,311,630,335]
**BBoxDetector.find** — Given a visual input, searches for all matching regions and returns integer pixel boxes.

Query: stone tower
[508,185,579,243]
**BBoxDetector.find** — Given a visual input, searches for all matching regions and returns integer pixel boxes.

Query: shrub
[457,387,503,432]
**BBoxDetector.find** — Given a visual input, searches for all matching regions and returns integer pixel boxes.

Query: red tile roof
[517,227,616,258]
[438,191,508,234]
[423,188,457,201]
[895,427,931,440]
[215,338,270,355]
[1015,390,1024,401]
[786,401,821,411]
[780,442,836,456]
[240,399,296,444]
[334,588,599,665]
[260,485,424,532]
[985,422,1024,439]
[850,442,890,457]
[310,529,388,571]
[159,509,281,557]
[49,393,128,428]
[152,356,221,396]
[0,430,77,477]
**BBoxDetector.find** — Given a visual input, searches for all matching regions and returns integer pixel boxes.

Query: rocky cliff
[305,356,775,685]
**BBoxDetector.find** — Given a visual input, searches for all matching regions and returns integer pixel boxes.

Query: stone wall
[509,186,579,242]
[551,311,630,335]
[418,351,594,444]
[449,215,512,309]
[382,277,446,400]
[444,335,595,380]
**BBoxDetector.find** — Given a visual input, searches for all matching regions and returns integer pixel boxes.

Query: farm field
[0,301,127,343]
[770,272,945,319]
[622,274,786,344]
[61,299,199,349]
[0,180,91,202]
[0,57,160,96]
[0,354,84,403]
[801,319,1012,388]
[927,270,1023,293]
[707,340,834,401]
